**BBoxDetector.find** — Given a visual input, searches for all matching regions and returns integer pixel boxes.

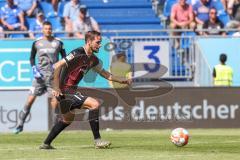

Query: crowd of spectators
[0,0,240,38]
[0,0,100,38]
[152,0,240,36]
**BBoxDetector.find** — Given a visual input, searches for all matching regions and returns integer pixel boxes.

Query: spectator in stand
[232,24,240,36]
[29,12,46,38]
[222,0,236,18]
[0,0,27,32]
[73,5,100,39]
[14,0,38,17]
[225,0,240,28]
[63,0,81,37]
[230,0,240,20]
[44,0,59,14]
[193,0,212,29]
[51,0,58,13]
[203,7,226,35]
[170,0,196,34]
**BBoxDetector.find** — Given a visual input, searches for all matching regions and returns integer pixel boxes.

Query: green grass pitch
[1,129,240,160]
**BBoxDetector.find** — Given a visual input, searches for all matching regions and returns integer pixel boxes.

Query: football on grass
[170,128,189,147]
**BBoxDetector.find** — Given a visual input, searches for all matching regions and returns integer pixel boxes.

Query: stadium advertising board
[0,90,48,132]
[0,39,110,89]
[61,87,240,130]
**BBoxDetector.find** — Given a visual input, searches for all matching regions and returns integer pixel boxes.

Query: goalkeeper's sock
[44,120,69,145]
[19,104,31,126]
[89,109,101,140]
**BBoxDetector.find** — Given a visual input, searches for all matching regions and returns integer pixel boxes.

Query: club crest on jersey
[37,42,43,47]
[66,53,74,61]
[52,42,57,47]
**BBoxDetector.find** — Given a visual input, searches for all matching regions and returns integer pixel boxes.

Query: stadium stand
[57,0,69,18]
[0,0,5,8]
[80,0,162,32]
[39,1,56,18]
[47,17,65,37]
[163,0,177,21]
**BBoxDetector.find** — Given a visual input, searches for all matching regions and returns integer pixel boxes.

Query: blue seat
[89,8,158,19]
[47,17,65,37]
[8,33,25,38]
[96,17,161,25]
[39,1,56,18]
[100,24,163,30]
[163,0,177,18]
[26,17,36,29]
[0,1,5,8]
[218,13,230,26]
[57,0,69,18]
[81,0,152,8]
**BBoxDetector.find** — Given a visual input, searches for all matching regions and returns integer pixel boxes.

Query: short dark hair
[43,21,52,26]
[85,31,101,43]
[209,7,217,14]
[79,5,87,14]
[220,53,227,63]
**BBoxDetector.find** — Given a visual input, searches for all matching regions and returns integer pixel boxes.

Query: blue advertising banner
[0,39,110,89]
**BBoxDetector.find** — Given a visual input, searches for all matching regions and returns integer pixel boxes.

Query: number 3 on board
[143,46,160,72]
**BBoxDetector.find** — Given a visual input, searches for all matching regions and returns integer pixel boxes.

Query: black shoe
[13,125,23,134]
[39,143,56,150]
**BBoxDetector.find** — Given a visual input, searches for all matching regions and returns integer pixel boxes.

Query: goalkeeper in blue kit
[14,21,66,134]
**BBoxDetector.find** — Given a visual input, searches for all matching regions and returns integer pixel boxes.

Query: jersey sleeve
[59,41,66,58]
[64,52,76,66]
[92,59,103,73]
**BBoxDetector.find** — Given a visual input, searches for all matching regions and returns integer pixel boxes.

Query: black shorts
[57,92,88,114]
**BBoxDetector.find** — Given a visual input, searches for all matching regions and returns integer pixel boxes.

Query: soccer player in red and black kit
[39,31,131,149]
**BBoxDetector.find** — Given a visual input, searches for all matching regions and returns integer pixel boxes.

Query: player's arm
[52,53,74,97]
[29,42,42,79]
[29,42,37,66]
[94,65,131,85]
[52,59,66,97]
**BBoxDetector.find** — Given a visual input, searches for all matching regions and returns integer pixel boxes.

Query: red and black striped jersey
[59,47,103,91]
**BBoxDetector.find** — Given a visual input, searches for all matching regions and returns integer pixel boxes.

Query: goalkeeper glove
[32,66,43,79]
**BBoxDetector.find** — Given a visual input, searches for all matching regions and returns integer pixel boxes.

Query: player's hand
[32,66,43,79]
[122,78,132,85]
[52,89,63,98]
[7,24,14,31]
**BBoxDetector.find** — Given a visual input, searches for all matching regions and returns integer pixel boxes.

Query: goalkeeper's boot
[39,143,55,150]
[13,125,23,134]
[94,139,111,149]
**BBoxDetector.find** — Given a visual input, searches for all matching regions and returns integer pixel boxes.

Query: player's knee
[62,113,75,124]
[91,100,100,110]
[62,117,74,124]
[50,98,58,109]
